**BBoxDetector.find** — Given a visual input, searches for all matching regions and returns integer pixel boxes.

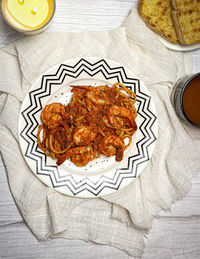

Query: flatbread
[138,0,178,43]
[171,0,200,45]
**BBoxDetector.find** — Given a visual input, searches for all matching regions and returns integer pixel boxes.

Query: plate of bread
[138,0,200,51]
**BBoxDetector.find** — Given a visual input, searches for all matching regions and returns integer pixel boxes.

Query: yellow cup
[1,0,56,35]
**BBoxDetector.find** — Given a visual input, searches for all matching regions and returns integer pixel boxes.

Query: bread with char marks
[171,0,200,45]
[138,0,178,43]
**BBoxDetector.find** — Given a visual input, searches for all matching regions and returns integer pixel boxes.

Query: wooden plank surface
[0,0,200,258]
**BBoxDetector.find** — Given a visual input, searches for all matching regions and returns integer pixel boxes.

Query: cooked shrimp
[98,135,124,161]
[71,85,110,105]
[85,98,99,111]
[71,150,92,166]
[41,103,66,129]
[108,105,137,130]
[73,126,97,146]
[56,146,91,166]
[86,90,110,105]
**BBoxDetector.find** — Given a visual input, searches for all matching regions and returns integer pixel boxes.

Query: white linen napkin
[0,8,200,257]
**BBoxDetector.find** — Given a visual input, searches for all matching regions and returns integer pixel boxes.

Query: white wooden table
[0,1,200,258]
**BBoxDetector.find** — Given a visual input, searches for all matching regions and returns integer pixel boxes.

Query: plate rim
[158,36,200,52]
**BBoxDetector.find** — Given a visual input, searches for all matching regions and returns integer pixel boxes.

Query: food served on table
[171,0,200,45]
[37,83,137,167]
[138,0,200,45]
[138,0,178,43]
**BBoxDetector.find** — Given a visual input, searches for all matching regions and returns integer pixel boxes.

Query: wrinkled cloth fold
[0,8,200,258]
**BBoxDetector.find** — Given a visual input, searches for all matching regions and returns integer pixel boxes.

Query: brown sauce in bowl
[182,75,200,127]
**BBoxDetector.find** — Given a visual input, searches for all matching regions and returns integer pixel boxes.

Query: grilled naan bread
[171,0,200,45]
[138,0,178,43]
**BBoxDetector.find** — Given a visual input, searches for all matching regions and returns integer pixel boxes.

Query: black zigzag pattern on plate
[20,58,157,196]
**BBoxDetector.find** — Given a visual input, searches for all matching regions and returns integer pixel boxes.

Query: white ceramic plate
[18,57,158,198]
[159,36,200,51]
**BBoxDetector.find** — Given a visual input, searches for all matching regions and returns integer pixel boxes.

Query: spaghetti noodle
[37,83,137,166]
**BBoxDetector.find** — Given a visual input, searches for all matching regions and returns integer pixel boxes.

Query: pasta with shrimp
[37,83,137,167]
